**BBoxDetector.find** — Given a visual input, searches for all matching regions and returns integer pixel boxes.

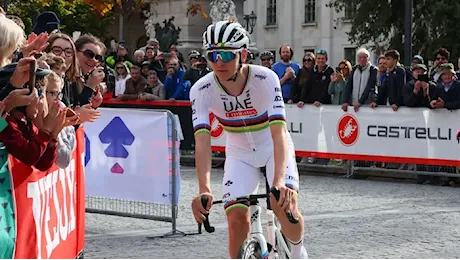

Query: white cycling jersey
[190,65,299,210]
[190,64,290,152]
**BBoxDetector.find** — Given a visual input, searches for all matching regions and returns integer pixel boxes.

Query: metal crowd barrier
[85,109,182,237]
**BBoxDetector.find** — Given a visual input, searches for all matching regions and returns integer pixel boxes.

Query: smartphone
[418,74,429,82]
[29,61,36,91]
[66,108,77,117]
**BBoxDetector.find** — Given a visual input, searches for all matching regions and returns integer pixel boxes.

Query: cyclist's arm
[265,70,289,186]
[190,86,212,193]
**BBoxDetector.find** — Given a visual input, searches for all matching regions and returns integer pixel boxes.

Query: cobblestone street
[85,167,460,258]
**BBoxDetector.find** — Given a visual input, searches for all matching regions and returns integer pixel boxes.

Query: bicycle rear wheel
[238,238,263,259]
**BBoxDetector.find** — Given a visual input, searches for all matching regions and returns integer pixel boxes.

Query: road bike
[198,185,299,259]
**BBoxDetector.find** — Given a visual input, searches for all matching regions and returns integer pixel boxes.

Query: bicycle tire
[237,238,263,259]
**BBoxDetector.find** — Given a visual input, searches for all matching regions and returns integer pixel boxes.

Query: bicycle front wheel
[237,238,263,259]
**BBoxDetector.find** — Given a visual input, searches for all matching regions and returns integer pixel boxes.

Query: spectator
[140,70,165,101]
[0,63,62,172]
[259,51,274,69]
[430,63,460,110]
[371,50,405,111]
[403,64,435,108]
[0,16,24,68]
[106,41,133,69]
[74,34,106,110]
[164,58,188,100]
[377,55,387,88]
[342,48,378,112]
[34,71,77,168]
[429,48,450,83]
[329,60,352,105]
[146,46,166,82]
[288,52,315,104]
[183,51,211,87]
[114,61,131,98]
[298,49,334,107]
[169,44,184,63]
[272,45,300,102]
[32,11,60,35]
[411,55,424,68]
[140,60,150,78]
[42,53,67,77]
[133,49,145,66]
[117,65,147,101]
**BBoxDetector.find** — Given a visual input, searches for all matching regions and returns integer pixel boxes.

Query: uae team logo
[337,114,359,146]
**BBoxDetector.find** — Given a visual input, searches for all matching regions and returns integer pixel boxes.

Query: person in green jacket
[328,60,352,105]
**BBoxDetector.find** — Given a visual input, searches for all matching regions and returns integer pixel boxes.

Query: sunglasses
[206,48,242,63]
[316,50,327,55]
[52,46,74,57]
[116,66,125,70]
[80,49,103,62]
[261,58,271,62]
[303,58,313,62]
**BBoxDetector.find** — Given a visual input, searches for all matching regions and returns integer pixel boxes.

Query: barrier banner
[85,108,179,205]
[10,128,86,259]
[211,105,460,166]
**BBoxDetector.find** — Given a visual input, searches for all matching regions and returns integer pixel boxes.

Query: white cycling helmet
[202,21,250,51]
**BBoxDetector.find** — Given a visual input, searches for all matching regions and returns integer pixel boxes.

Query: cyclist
[190,20,308,259]
[260,51,275,69]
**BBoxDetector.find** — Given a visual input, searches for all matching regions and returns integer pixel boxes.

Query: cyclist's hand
[191,193,213,224]
[270,185,295,214]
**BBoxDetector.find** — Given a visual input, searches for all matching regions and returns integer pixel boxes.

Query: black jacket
[343,64,378,105]
[300,65,334,104]
[403,79,436,108]
[431,81,460,110]
[376,66,406,106]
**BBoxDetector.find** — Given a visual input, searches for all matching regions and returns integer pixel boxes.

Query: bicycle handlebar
[198,187,299,234]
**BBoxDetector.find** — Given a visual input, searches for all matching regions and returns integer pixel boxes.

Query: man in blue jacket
[164,58,190,100]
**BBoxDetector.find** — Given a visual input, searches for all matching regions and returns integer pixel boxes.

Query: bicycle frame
[248,204,291,259]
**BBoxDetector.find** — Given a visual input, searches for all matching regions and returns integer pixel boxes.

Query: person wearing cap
[106,41,133,69]
[183,51,210,87]
[32,11,60,35]
[403,63,435,107]
[430,63,460,110]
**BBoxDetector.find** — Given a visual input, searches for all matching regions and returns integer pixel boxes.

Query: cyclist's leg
[266,151,308,259]
[222,156,261,259]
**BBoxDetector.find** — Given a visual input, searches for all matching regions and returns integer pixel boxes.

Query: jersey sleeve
[190,81,211,136]
[265,68,287,127]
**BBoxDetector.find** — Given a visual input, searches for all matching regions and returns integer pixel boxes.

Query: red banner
[10,128,86,259]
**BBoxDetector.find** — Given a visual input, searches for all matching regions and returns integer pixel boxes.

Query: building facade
[244,0,377,67]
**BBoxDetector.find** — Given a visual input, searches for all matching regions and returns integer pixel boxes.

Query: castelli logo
[209,113,224,138]
[337,114,359,146]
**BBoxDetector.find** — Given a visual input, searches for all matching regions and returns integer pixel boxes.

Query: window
[344,0,356,20]
[344,47,357,65]
[266,0,277,25]
[304,0,316,23]
[304,48,315,55]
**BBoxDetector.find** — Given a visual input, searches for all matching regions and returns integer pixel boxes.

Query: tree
[327,0,460,65]
[82,0,146,17]
[8,0,114,40]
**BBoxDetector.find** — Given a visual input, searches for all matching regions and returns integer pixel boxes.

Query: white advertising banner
[84,108,175,204]
[210,105,460,165]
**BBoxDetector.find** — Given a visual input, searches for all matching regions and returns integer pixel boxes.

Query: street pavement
[85,166,460,259]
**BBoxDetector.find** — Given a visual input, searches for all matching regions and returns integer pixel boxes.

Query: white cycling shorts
[222,144,300,213]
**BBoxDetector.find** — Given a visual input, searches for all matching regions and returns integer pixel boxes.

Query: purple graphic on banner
[85,133,90,166]
[99,117,135,173]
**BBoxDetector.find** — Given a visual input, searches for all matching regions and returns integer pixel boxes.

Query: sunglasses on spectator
[316,50,327,55]
[116,66,125,70]
[80,49,103,62]
[52,46,74,57]
[303,58,313,62]
[261,58,271,61]
[206,48,242,63]
[46,90,63,100]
